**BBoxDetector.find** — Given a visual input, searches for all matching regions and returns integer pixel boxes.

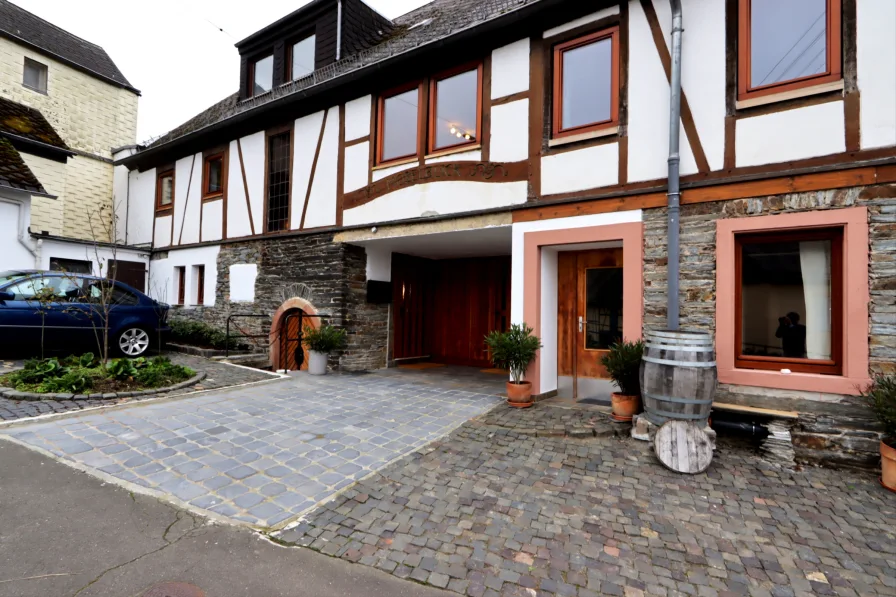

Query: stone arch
[269,297,320,371]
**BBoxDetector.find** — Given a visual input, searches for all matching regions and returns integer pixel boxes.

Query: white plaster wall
[490,100,529,163]
[653,0,726,171]
[343,181,528,227]
[736,102,846,168]
[627,0,698,182]
[542,143,619,195]
[365,245,392,282]
[372,161,416,182]
[0,196,36,270]
[229,263,257,303]
[304,107,340,229]
[174,153,202,246]
[127,168,156,246]
[239,132,266,234]
[202,200,224,242]
[345,95,372,141]
[510,209,643,393]
[291,111,326,229]
[38,238,149,281]
[113,163,130,244]
[154,215,172,247]
[543,6,620,38]
[426,150,481,164]
[226,139,252,239]
[344,142,370,193]
[491,39,530,99]
[148,245,219,306]
[858,0,896,149]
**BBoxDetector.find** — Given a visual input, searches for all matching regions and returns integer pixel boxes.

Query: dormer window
[291,35,316,80]
[252,55,274,97]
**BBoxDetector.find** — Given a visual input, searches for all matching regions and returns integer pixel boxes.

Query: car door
[0,276,51,350]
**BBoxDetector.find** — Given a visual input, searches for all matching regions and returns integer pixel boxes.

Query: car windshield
[0,271,31,287]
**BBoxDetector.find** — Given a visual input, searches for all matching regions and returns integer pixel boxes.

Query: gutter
[666,0,683,331]
[3,131,75,160]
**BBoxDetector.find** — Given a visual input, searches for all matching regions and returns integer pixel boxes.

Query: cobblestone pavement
[275,404,896,597]
[0,353,278,422]
[1,373,501,528]
[479,404,622,438]
[0,359,24,373]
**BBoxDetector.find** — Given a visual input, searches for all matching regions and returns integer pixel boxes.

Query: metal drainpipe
[667,0,683,331]
[336,0,343,61]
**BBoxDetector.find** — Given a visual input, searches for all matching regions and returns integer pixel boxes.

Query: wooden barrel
[639,330,717,427]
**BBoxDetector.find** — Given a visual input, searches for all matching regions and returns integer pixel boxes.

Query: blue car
[0,270,170,357]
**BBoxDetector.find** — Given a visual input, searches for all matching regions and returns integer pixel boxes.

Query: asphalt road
[0,439,450,597]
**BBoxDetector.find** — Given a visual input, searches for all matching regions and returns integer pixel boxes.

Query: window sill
[373,156,419,171]
[736,80,844,110]
[22,83,47,95]
[202,194,224,202]
[548,126,619,147]
[719,366,868,396]
[425,144,482,160]
[155,208,173,215]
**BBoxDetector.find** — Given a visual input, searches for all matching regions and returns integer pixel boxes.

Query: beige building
[0,0,138,246]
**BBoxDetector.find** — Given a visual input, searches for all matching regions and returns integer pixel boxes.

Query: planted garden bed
[0,354,203,401]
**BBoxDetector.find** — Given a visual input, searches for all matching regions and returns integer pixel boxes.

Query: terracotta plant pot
[881,439,896,492]
[610,393,640,422]
[506,381,533,408]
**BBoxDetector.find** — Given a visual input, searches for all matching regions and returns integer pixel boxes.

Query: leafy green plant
[108,358,138,380]
[16,358,68,384]
[484,324,542,385]
[41,371,92,394]
[862,374,896,445]
[302,324,348,354]
[169,319,240,350]
[600,340,645,396]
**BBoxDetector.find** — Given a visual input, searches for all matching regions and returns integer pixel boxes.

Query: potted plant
[601,340,645,422]
[861,373,896,491]
[484,323,542,408]
[302,324,347,376]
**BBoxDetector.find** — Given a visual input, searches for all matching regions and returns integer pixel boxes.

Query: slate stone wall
[170,233,388,372]
[643,183,896,468]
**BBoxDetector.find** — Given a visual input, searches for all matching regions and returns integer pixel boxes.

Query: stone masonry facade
[0,37,138,242]
[170,233,388,372]
[642,183,896,468]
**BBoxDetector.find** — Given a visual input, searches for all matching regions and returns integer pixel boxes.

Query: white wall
[542,143,619,195]
[491,39,530,99]
[736,102,846,167]
[490,100,529,163]
[372,160,416,182]
[291,111,326,229]
[304,107,340,229]
[226,139,252,239]
[202,199,224,242]
[229,263,257,303]
[126,168,156,246]
[148,245,219,306]
[0,194,36,270]
[228,132,265,238]
[344,95,372,141]
[154,215,172,247]
[173,153,202,246]
[426,150,481,164]
[343,181,527,227]
[858,0,896,149]
[344,142,370,193]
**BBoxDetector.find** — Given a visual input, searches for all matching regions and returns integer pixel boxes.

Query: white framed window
[23,57,48,93]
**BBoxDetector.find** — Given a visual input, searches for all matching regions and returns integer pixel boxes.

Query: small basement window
[23,57,48,93]
[252,54,274,96]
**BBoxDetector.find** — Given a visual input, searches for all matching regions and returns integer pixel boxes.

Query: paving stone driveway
[0,372,500,528]
[276,411,896,597]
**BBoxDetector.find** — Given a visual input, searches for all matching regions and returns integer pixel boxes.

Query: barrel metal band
[642,356,717,367]
[645,344,715,353]
[646,409,709,420]
[643,392,713,405]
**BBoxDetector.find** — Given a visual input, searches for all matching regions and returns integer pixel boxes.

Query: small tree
[32,283,58,360]
[484,323,542,385]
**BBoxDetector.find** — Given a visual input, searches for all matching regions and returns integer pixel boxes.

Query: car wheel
[117,327,151,357]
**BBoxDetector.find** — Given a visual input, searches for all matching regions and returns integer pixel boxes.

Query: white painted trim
[735,80,844,111]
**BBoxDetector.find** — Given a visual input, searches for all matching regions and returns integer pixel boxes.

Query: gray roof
[0,0,138,93]
[147,0,543,149]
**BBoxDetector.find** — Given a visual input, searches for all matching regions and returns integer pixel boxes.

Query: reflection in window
[380,88,419,163]
[432,68,479,151]
[266,132,291,232]
[157,172,174,209]
[561,37,613,131]
[292,35,316,80]
[204,155,224,197]
[253,55,273,96]
[584,267,623,350]
[740,238,834,360]
[750,0,828,88]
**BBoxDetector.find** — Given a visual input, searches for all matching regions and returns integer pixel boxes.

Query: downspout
[667,0,683,331]
[336,0,343,61]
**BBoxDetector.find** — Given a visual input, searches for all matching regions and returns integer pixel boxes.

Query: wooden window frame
[263,123,294,234]
[249,53,274,98]
[195,265,205,305]
[175,266,186,306]
[288,33,316,82]
[202,150,227,201]
[375,82,424,166]
[737,0,842,102]
[427,62,484,154]
[734,227,844,376]
[551,26,620,139]
[155,168,175,213]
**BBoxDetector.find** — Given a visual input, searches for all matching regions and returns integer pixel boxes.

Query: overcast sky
[11,0,428,142]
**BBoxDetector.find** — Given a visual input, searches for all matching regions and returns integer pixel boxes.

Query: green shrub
[302,324,348,353]
[108,358,138,380]
[600,340,645,396]
[15,358,68,384]
[484,324,542,385]
[41,371,92,394]
[169,319,239,350]
[862,374,896,443]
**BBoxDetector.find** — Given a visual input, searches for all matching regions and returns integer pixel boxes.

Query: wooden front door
[558,248,624,398]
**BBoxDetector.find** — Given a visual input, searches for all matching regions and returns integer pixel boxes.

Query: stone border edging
[0,371,207,402]
[472,419,625,439]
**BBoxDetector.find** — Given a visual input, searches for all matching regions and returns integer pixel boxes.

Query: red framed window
[552,27,620,139]
[428,64,483,154]
[195,265,205,305]
[156,169,174,213]
[175,266,186,306]
[734,227,843,375]
[376,83,423,165]
[202,152,225,200]
[738,0,842,101]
